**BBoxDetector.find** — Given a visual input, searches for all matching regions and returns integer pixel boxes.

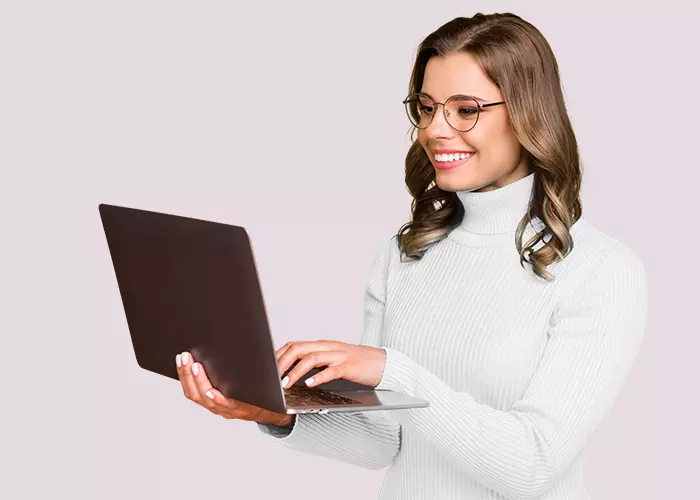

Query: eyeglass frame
[402,92,506,132]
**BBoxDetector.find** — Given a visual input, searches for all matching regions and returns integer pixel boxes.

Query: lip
[433,152,475,170]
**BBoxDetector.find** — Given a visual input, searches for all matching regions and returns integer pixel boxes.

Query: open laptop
[98,203,429,415]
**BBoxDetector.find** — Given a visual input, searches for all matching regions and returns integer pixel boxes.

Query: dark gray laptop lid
[98,203,289,413]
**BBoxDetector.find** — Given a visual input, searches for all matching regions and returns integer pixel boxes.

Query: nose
[424,103,453,139]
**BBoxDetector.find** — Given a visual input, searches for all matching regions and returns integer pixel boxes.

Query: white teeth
[435,152,474,162]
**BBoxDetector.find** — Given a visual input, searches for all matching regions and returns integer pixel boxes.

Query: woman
[175,12,647,500]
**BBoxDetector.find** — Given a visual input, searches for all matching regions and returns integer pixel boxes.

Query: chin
[434,172,479,193]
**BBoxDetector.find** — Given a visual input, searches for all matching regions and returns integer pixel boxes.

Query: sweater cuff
[375,347,417,394]
[257,414,298,439]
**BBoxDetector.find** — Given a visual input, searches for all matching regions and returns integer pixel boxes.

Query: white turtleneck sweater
[257,172,648,500]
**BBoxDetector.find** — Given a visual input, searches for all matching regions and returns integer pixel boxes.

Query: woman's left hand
[276,340,387,389]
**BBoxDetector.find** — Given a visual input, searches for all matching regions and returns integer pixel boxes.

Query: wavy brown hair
[396,12,582,281]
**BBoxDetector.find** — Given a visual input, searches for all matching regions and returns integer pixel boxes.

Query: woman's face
[417,52,531,193]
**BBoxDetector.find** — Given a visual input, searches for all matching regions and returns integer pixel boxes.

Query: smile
[434,152,475,170]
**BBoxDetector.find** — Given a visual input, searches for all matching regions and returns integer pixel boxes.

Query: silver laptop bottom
[284,385,430,414]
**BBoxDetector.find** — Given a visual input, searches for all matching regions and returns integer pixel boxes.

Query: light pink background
[2,1,697,498]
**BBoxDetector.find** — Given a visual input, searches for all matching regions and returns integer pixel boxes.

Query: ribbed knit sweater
[257,172,648,500]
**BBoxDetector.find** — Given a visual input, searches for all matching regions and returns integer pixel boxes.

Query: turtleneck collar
[447,172,536,247]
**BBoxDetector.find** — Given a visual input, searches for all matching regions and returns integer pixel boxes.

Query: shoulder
[369,233,401,263]
[557,217,647,298]
[550,219,648,344]
[570,217,644,269]
[365,233,400,279]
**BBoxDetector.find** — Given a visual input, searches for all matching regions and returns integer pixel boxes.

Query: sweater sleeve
[256,236,401,470]
[374,241,648,500]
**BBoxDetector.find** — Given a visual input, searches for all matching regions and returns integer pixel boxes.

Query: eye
[418,104,435,114]
[458,106,478,116]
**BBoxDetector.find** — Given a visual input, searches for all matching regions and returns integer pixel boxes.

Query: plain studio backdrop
[1,1,697,499]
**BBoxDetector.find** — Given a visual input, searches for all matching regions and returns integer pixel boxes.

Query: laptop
[98,203,429,415]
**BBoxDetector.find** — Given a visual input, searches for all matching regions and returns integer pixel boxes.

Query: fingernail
[176,354,181,367]
[281,376,289,388]
[305,377,314,386]
[181,352,189,365]
[192,363,199,376]
[205,390,214,399]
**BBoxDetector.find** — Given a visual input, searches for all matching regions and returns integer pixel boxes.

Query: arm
[257,236,401,470]
[375,242,648,500]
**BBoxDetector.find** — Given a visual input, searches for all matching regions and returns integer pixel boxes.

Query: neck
[453,172,535,235]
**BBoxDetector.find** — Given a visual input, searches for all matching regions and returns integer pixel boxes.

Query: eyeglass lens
[404,94,480,132]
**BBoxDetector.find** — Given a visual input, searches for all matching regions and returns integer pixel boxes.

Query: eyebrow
[421,92,488,103]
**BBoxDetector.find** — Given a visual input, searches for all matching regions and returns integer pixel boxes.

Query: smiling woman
[399,28,582,283]
[184,12,647,500]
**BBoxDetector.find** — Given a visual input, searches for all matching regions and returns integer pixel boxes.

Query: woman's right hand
[175,351,295,429]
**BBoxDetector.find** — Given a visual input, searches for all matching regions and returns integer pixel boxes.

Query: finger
[191,364,249,417]
[275,339,339,362]
[277,341,338,378]
[177,351,202,402]
[189,361,242,416]
[304,365,342,387]
[200,387,241,415]
[204,387,269,421]
[190,361,219,410]
[282,351,345,388]
[275,342,290,360]
[275,341,304,362]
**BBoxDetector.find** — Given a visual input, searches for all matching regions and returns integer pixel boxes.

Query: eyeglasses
[403,92,506,132]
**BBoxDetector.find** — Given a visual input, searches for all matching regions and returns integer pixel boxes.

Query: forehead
[421,52,499,101]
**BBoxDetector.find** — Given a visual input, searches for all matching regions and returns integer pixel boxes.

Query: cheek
[417,130,429,150]
[496,114,522,154]
[472,119,520,163]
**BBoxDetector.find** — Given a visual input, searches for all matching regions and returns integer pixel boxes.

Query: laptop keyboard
[284,384,362,406]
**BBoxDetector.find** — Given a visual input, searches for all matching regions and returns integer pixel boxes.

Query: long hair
[397,13,582,281]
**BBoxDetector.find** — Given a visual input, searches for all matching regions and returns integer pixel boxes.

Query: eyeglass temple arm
[480,101,506,109]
